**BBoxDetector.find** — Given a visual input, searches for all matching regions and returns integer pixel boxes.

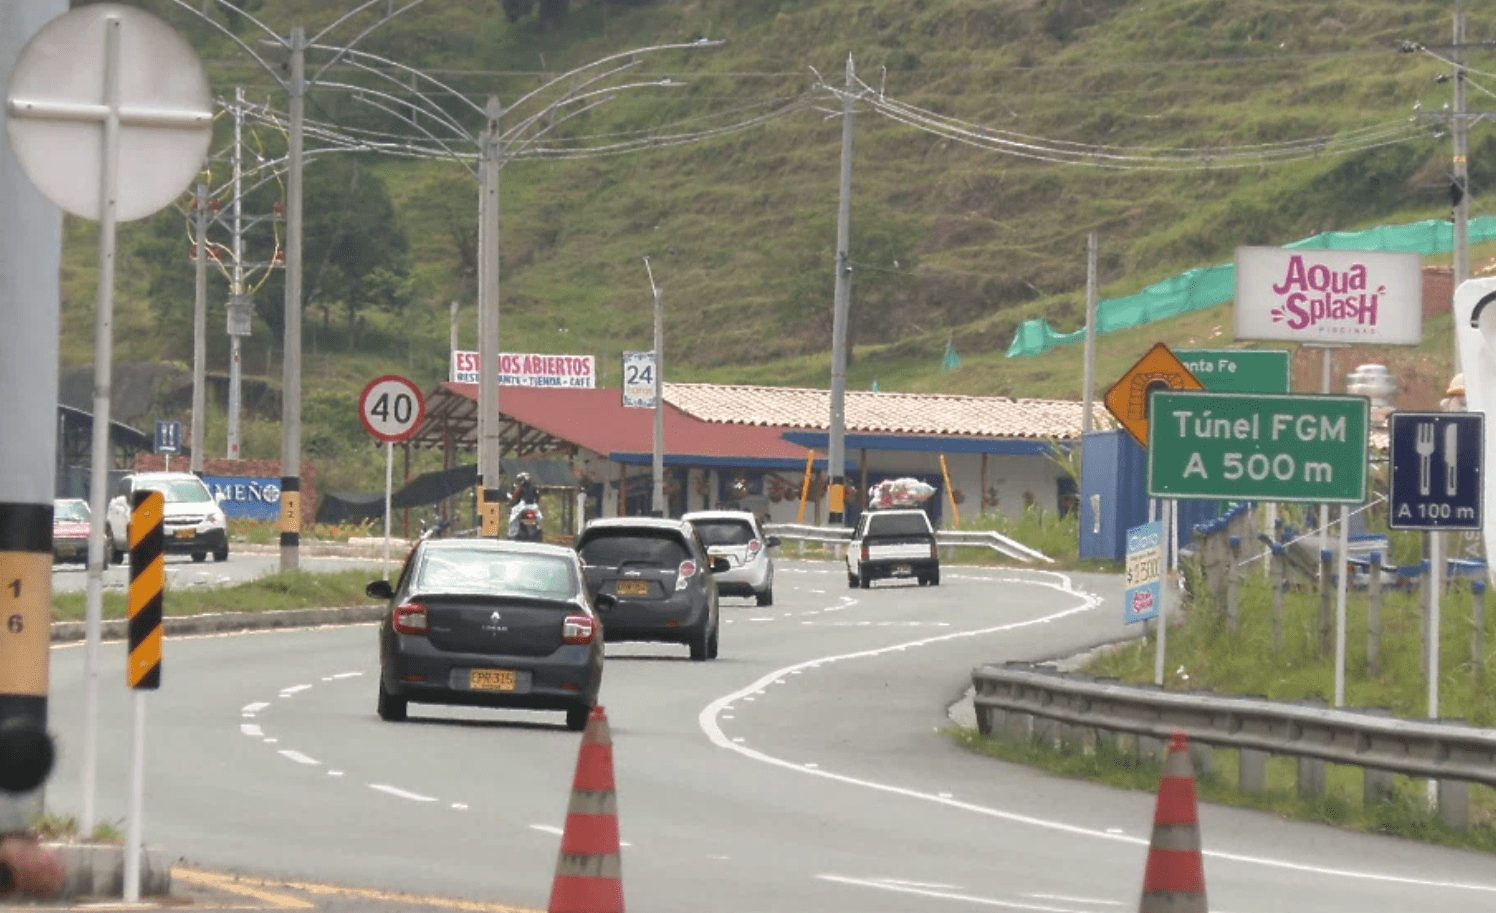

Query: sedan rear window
[578,531,689,567]
[692,520,754,547]
[415,550,576,599]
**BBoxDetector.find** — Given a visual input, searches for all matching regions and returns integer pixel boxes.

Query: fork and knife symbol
[1414,422,1459,496]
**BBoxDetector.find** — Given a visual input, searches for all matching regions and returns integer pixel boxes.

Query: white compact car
[682,510,779,606]
[106,471,228,564]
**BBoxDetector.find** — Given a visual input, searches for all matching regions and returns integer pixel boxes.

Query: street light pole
[478,95,502,537]
[827,53,855,526]
[279,26,305,569]
[646,258,664,516]
[190,181,208,474]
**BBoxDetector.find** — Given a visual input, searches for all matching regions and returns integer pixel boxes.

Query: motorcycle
[509,500,543,542]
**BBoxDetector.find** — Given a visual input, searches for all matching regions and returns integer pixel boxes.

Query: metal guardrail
[763,523,1052,564]
[763,522,851,545]
[971,663,1496,788]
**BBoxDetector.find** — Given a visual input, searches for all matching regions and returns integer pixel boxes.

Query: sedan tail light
[562,614,596,645]
[676,559,696,591]
[393,602,428,635]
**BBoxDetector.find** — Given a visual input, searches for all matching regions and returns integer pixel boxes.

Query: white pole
[1319,348,1332,560]
[1154,499,1171,685]
[1429,527,1443,807]
[81,14,125,836]
[383,440,394,578]
[1334,504,1349,706]
[123,690,146,902]
[1264,503,1277,577]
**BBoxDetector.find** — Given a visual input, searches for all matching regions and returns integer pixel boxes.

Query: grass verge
[50,569,377,623]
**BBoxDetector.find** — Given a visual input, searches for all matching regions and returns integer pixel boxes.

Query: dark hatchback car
[366,538,612,731]
[574,517,729,661]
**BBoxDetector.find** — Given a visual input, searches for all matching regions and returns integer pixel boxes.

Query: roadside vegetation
[951,512,1496,854]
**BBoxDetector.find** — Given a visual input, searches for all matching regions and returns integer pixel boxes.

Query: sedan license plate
[615,579,650,596]
[175,528,194,539]
[469,669,516,691]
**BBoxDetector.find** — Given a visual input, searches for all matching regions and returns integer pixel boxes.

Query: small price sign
[1124,520,1163,624]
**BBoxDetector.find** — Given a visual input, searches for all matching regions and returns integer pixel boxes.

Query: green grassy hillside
[57,0,1484,494]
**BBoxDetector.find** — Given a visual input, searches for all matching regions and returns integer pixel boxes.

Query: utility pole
[827,53,855,526]
[1453,1,1470,313]
[226,86,252,461]
[1081,232,1098,434]
[279,28,305,571]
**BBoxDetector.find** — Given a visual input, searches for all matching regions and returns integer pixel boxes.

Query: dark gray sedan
[366,538,612,731]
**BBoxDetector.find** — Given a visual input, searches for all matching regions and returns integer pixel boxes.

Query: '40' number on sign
[369,391,416,426]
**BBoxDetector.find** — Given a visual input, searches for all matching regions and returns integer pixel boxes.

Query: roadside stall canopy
[314,458,575,525]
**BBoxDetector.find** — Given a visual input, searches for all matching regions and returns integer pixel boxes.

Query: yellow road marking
[172,868,542,912]
[171,868,313,909]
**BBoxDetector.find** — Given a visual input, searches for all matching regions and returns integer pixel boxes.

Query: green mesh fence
[1005,217,1496,359]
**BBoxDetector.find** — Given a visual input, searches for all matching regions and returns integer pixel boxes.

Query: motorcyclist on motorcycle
[508,472,542,540]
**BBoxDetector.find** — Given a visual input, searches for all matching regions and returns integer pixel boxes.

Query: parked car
[105,472,228,564]
[52,498,96,565]
[846,508,939,588]
[681,510,779,606]
[365,538,611,730]
[573,517,729,661]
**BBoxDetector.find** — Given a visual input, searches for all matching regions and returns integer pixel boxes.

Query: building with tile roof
[406,380,1112,530]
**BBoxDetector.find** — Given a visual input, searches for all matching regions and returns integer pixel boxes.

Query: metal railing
[971,662,1494,827]
[764,522,1052,564]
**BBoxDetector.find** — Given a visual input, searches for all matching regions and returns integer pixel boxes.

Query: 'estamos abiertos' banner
[450,351,596,387]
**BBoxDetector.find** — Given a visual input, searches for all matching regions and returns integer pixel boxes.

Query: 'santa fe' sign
[1233,246,1422,346]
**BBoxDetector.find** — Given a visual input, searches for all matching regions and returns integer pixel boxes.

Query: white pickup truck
[846,508,939,588]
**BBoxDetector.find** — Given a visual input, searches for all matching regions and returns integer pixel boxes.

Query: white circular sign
[359,375,426,444]
[5,3,213,222]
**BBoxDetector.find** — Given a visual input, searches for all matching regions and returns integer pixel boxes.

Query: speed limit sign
[359,375,426,443]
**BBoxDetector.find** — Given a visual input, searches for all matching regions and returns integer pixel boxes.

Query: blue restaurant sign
[202,474,282,521]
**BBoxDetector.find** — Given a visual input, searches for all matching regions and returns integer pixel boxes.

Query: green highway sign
[1175,349,1290,394]
[1147,391,1368,503]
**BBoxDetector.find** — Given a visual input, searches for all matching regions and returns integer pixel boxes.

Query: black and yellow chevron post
[0,501,56,793]
[128,490,164,690]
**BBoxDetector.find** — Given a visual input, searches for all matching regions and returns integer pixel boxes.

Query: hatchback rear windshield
[139,479,213,504]
[691,520,755,547]
[416,549,577,599]
[578,531,689,567]
[869,513,932,536]
[55,500,90,522]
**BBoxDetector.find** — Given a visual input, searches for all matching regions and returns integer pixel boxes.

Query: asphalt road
[35,559,1496,912]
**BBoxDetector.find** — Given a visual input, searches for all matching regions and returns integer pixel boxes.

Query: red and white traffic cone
[548,706,623,913]
[1138,731,1206,913]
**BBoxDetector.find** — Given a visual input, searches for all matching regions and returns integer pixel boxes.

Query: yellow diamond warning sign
[1104,342,1205,448]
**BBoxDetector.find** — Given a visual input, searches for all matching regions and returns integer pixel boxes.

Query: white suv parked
[106,472,229,564]
[682,510,779,606]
